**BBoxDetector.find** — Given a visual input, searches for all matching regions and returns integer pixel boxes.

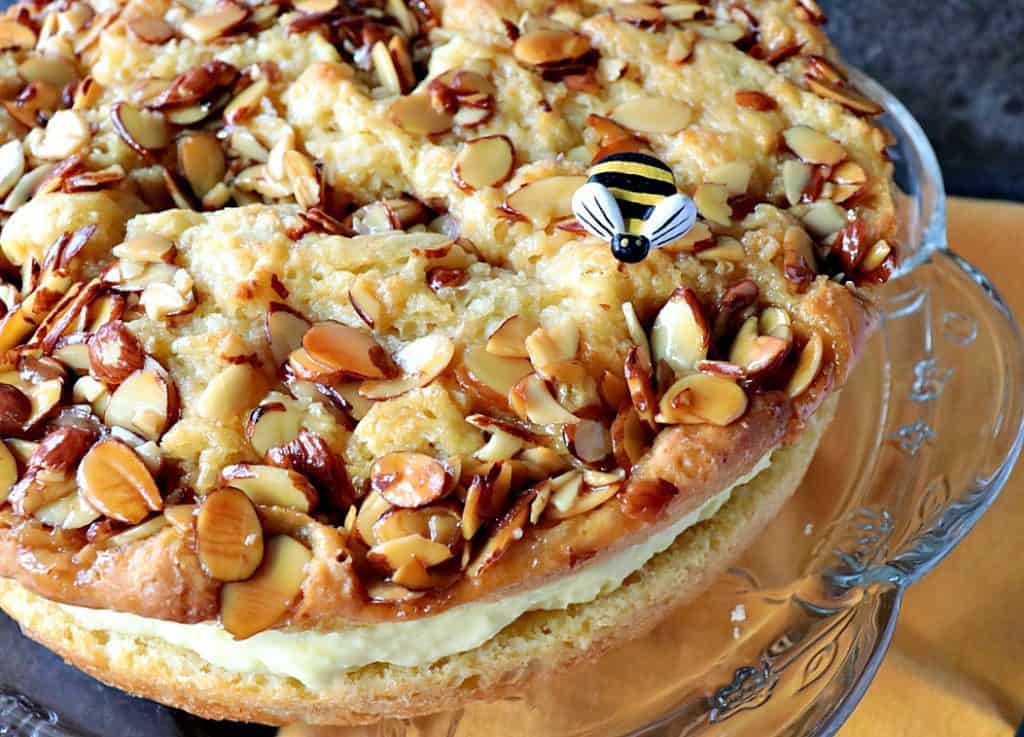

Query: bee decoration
[571,152,697,263]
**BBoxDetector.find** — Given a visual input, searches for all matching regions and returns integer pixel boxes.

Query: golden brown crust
[0,395,835,726]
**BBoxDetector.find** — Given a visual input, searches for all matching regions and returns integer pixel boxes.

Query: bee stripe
[589,160,675,185]
[615,199,654,223]
[625,217,646,235]
[607,187,663,207]
[588,170,676,199]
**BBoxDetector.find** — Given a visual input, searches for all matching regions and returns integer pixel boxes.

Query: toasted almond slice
[783,126,847,166]
[181,2,248,42]
[178,132,227,198]
[524,321,579,378]
[198,487,265,582]
[88,321,145,385]
[221,463,317,512]
[650,287,709,375]
[657,373,747,426]
[831,160,867,186]
[621,302,652,368]
[453,135,515,192]
[612,97,692,134]
[34,490,101,529]
[694,183,731,226]
[111,103,169,158]
[509,373,579,425]
[372,505,461,548]
[452,99,493,130]
[0,20,36,49]
[36,110,91,161]
[104,367,177,441]
[707,161,753,195]
[735,89,777,111]
[367,533,453,572]
[548,480,619,521]
[787,332,824,397]
[611,405,650,468]
[25,378,63,428]
[0,383,31,436]
[0,140,25,201]
[513,29,590,65]
[302,321,394,380]
[221,535,311,639]
[359,335,455,400]
[695,237,745,263]
[0,440,15,503]
[390,93,453,136]
[104,515,169,548]
[474,426,524,462]
[266,303,310,367]
[613,2,664,27]
[860,239,892,273]
[563,419,611,465]
[127,14,175,43]
[113,233,176,264]
[798,200,847,238]
[246,400,303,456]
[371,452,448,508]
[599,370,629,410]
[806,77,883,116]
[466,489,533,577]
[348,276,384,329]
[486,314,537,358]
[78,440,162,524]
[164,504,196,533]
[197,363,265,419]
[728,316,789,376]
[504,176,586,226]
[457,345,533,406]
[623,345,657,428]
[355,491,392,545]
[759,307,793,343]
[782,159,812,207]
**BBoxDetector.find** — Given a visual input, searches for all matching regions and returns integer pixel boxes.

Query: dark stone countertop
[821,0,1024,201]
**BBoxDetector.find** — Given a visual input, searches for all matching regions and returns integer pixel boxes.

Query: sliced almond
[0,140,25,201]
[198,487,265,582]
[0,383,31,435]
[104,367,177,441]
[466,489,533,577]
[707,161,753,195]
[786,332,823,398]
[650,287,709,375]
[782,159,813,207]
[355,491,392,545]
[513,30,590,66]
[371,452,448,508]
[0,20,36,50]
[221,535,311,639]
[474,426,524,462]
[301,321,395,380]
[611,405,650,468]
[798,200,847,239]
[127,14,175,43]
[178,133,227,198]
[689,20,745,42]
[860,239,892,273]
[25,378,64,428]
[563,419,611,465]
[524,321,579,378]
[783,126,847,166]
[508,373,579,425]
[457,345,533,406]
[36,110,91,161]
[782,225,817,290]
[613,2,663,28]
[486,315,537,358]
[34,490,101,529]
[547,480,619,521]
[367,533,452,572]
[197,363,265,420]
[623,345,657,428]
[78,440,162,524]
[728,316,789,376]
[88,320,144,385]
[694,183,731,226]
[806,77,883,116]
[359,335,455,400]
[612,97,692,134]
[111,103,169,158]
[113,234,176,264]
[181,2,248,42]
[453,135,515,192]
[221,463,317,512]
[266,303,310,367]
[390,93,453,136]
[735,89,777,111]
[695,237,746,263]
[348,276,384,330]
[759,307,793,343]
[246,400,303,456]
[0,440,16,503]
[504,176,586,226]
[657,373,747,426]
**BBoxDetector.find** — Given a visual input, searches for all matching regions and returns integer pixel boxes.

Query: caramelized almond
[657,373,747,426]
[88,321,145,385]
[78,440,162,524]
[466,488,533,577]
[486,315,537,358]
[220,535,311,639]
[197,487,264,582]
[221,463,318,512]
[728,316,789,376]
[503,176,586,226]
[783,126,847,166]
[301,321,395,380]
[786,332,824,397]
[266,303,310,367]
[0,383,30,434]
[104,367,178,441]
[453,135,515,192]
[612,97,692,134]
[371,452,448,508]
[513,30,590,65]
[508,373,579,425]
[111,103,169,158]
[359,335,455,400]
[651,287,710,375]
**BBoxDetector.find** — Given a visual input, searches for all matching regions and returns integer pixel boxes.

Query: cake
[0,0,895,726]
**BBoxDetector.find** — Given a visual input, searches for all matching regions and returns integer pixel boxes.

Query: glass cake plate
[1,72,1022,737]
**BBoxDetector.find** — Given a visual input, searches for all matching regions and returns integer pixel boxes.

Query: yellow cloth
[839,198,1024,737]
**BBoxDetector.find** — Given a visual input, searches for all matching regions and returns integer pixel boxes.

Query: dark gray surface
[821,0,1024,201]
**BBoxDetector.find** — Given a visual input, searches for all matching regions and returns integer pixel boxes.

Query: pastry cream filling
[61,453,771,688]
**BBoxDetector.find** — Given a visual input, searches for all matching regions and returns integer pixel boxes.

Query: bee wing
[571,182,624,242]
[641,193,698,250]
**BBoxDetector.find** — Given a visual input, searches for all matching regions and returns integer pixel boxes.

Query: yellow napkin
[839,198,1024,737]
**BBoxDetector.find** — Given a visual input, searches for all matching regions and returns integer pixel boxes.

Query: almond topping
[0,140,25,200]
[650,287,710,375]
[787,332,824,398]
[860,239,892,273]
[707,161,753,195]
[453,135,515,192]
[547,479,619,521]
[36,110,91,161]
[504,175,586,226]
[359,334,455,400]
[457,345,533,406]
[0,383,31,435]
[221,464,318,512]
[782,159,812,206]
[806,77,883,116]
[355,491,392,545]
[34,491,101,530]
[266,303,310,367]
[371,452,449,508]
[612,97,692,134]
[657,373,747,426]
[563,419,611,465]
[466,489,533,577]
[783,126,847,166]
[78,440,162,524]
[246,400,303,457]
[198,487,264,582]
[390,93,454,136]
[367,533,452,572]
[127,14,175,43]
[524,320,579,378]
[728,316,789,376]
[181,2,248,43]
[178,133,227,198]
[301,321,395,380]
[220,535,311,639]
[513,30,591,66]
[612,3,663,28]
[111,103,169,158]
[88,321,145,385]
[0,441,16,503]
[508,373,579,425]
[104,367,177,441]
[0,20,36,50]
[623,345,657,428]
[197,363,265,420]
[735,90,777,111]
[486,314,537,358]
[611,405,651,468]
[694,183,732,226]
[798,200,847,239]
[113,233,176,263]
[348,276,384,329]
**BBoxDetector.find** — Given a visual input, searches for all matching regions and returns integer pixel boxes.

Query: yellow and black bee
[571,152,697,263]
